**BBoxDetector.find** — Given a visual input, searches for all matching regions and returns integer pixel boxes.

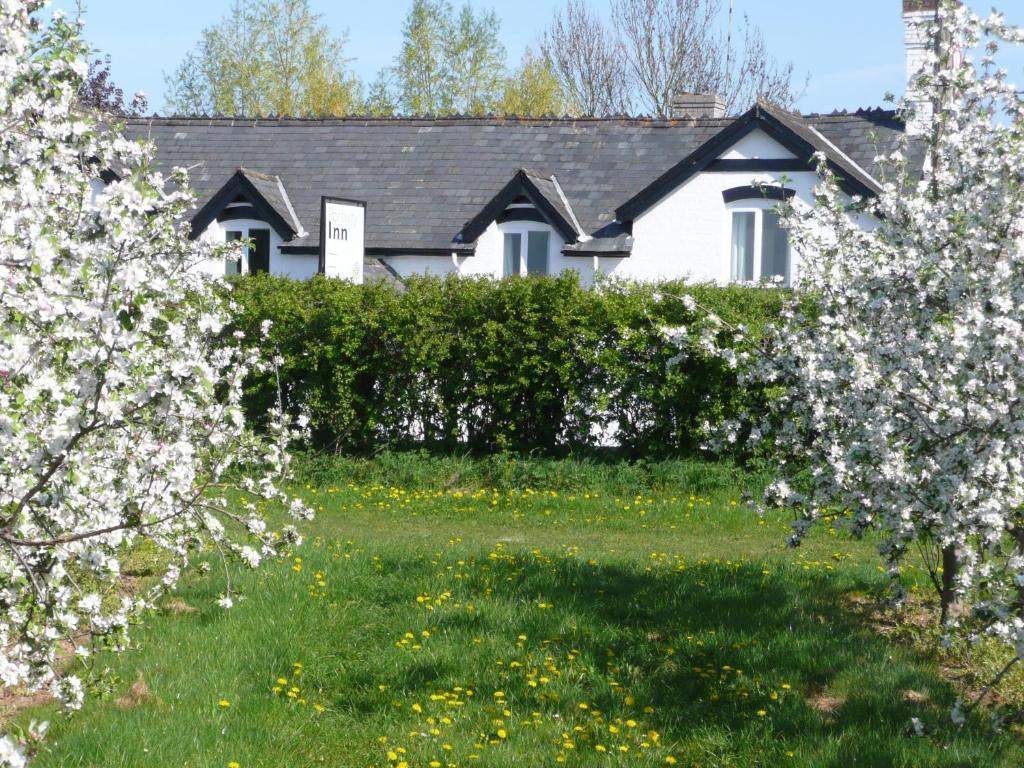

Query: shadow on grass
[430,553,1017,767]
[25,546,1022,768]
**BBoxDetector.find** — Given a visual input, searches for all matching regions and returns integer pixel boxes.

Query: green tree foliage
[395,0,507,115]
[226,275,783,457]
[364,69,399,116]
[446,5,507,114]
[164,0,361,116]
[500,47,569,117]
[395,0,452,114]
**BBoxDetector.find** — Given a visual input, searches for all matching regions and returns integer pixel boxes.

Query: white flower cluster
[667,2,1024,723]
[0,0,310,727]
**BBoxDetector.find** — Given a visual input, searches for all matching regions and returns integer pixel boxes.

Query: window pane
[526,231,549,275]
[761,211,790,286]
[503,233,522,276]
[730,212,755,282]
[225,230,243,275]
[248,229,271,274]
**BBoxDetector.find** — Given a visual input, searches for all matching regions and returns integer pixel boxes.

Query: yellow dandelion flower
[218,699,231,709]
[756,709,767,717]
[497,729,508,739]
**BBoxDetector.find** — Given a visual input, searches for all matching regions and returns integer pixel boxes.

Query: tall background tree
[446,4,507,114]
[394,0,451,114]
[500,47,570,116]
[544,0,803,116]
[364,69,400,116]
[163,0,797,118]
[394,0,507,115]
[164,0,361,116]
[542,0,631,117]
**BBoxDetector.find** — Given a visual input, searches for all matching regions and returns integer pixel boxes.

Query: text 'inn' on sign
[319,197,366,283]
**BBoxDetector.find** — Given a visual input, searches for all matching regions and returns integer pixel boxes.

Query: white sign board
[319,197,366,283]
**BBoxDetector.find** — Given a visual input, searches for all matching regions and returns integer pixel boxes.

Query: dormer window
[503,230,550,276]
[457,169,581,279]
[223,227,271,275]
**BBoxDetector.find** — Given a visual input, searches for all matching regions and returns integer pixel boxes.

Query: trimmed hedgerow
[225,273,783,458]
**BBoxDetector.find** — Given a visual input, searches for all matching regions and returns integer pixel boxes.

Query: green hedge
[225,274,783,457]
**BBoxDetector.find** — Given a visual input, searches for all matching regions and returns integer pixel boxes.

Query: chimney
[903,0,957,135]
[670,92,726,119]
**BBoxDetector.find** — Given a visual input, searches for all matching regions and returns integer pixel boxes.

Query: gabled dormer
[455,169,583,277]
[190,168,304,242]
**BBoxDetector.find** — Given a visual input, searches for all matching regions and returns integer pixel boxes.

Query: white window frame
[499,221,558,277]
[724,201,791,287]
[219,220,277,276]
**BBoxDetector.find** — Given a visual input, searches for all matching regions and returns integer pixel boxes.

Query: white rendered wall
[273,250,319,280]
[380,220,588,284]
[382,253,460,278]
[197,219,317,279]
[721,131,798,160]
[618,129,859,284]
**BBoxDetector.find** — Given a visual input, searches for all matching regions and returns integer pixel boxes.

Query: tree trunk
[1012,526,1024,611]
[940,544,962,625]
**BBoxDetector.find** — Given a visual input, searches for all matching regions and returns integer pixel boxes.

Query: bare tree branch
[542,0,631,116]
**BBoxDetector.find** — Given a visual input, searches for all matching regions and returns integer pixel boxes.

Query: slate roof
[122,109,915,254]
[807,109,928,178]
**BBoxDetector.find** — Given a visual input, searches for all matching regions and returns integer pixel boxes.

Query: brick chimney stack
[670,93,727,120]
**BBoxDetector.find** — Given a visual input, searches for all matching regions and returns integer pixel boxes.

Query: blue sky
[54,0,1024,115]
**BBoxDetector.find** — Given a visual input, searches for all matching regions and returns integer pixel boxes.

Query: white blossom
[0,0,310,746]
[669,1,1024,726]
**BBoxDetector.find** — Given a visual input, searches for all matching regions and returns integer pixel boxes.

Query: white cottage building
[120,1,934,287]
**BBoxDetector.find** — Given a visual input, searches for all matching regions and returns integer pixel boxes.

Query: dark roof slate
[522,170,582,237]
[239,168,303,235]
[123,111,914,253]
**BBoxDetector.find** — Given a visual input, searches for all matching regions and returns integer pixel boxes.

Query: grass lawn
[17,455,1024,767]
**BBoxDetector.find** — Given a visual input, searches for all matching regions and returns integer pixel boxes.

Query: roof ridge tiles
[122,113,742,128]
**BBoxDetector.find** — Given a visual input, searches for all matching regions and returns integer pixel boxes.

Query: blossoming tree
[690,1,1024,723]
[1,3,309,762]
